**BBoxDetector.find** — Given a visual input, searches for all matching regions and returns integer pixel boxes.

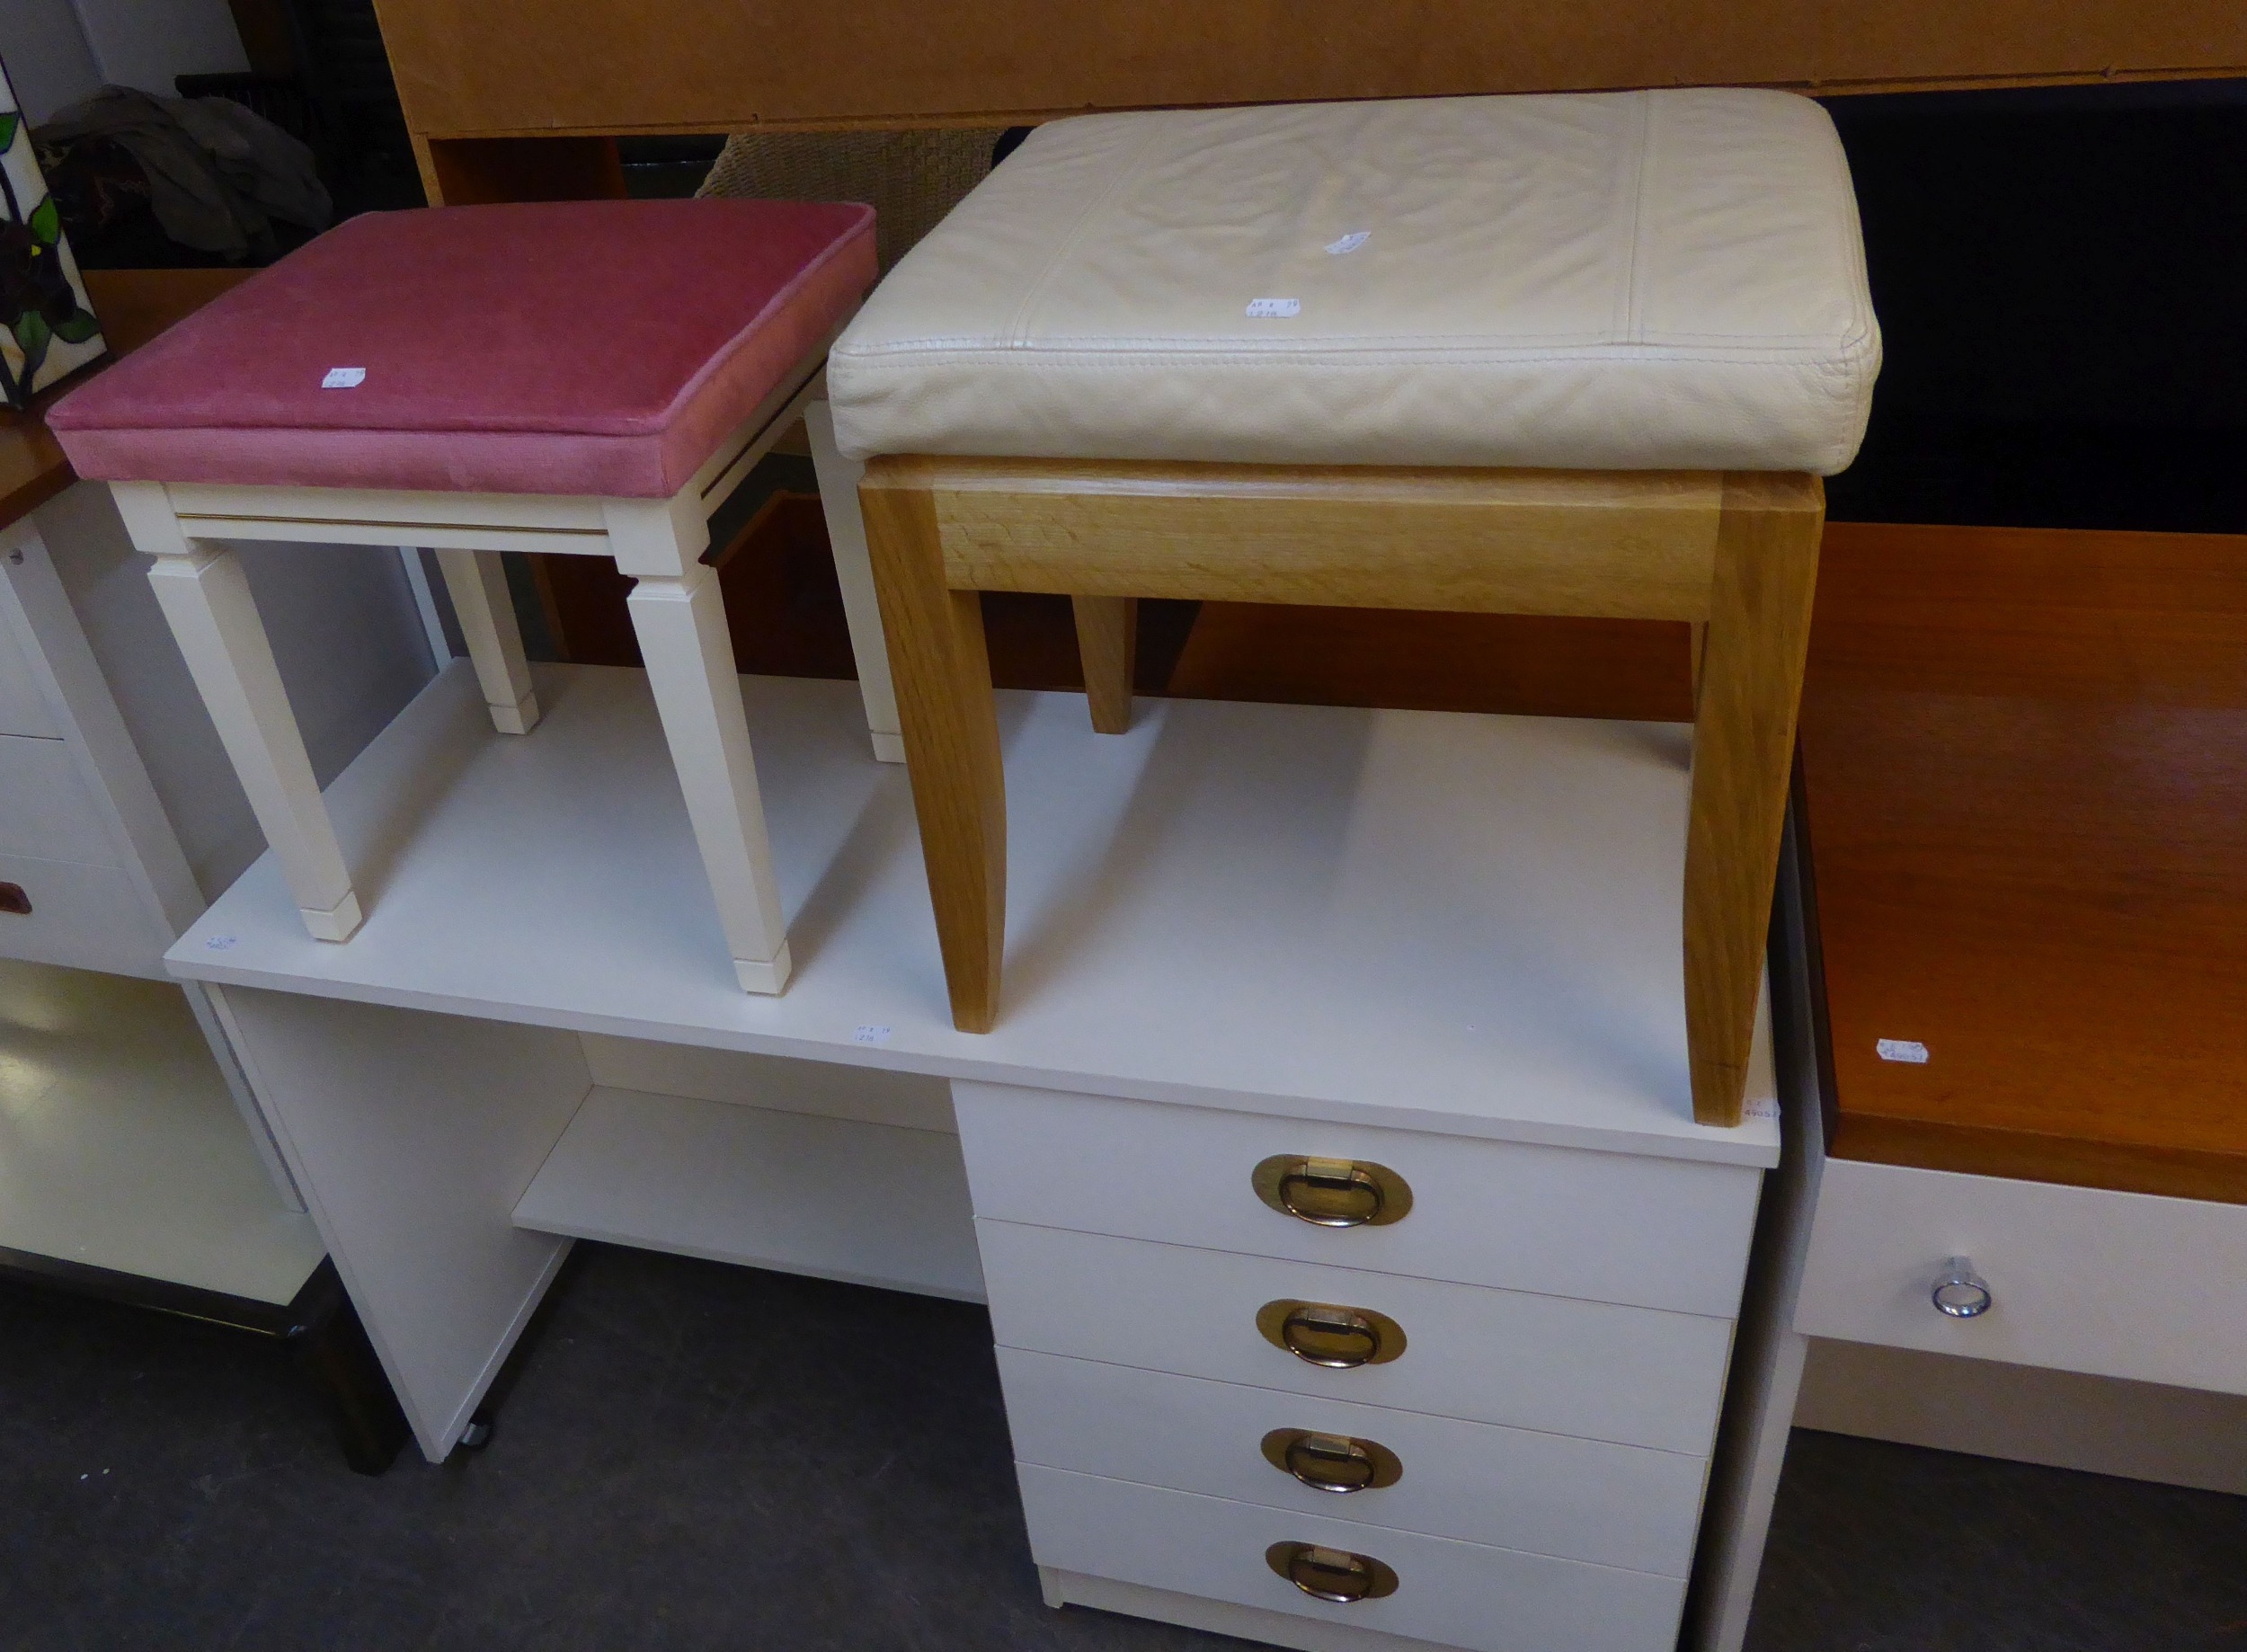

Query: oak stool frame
[861,456,1823,1125]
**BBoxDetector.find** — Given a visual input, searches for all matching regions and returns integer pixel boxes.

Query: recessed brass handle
[1257,1299,1407,1368]
[1261,1427,1402,1493]
[0,882,29,916]
[1252,1155,1412,1228]
[1266,1541,1399,1603]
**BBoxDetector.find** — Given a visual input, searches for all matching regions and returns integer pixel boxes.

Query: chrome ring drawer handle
[1252,1155,1413,1228]
[1932,1256,1993,1319]
[1257,1299,1408,1368]
[1266,1541,1399,1603]
[1261,1427,1403,1494]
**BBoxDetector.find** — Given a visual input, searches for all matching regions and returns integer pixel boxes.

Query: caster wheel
[458,1417,493,1450]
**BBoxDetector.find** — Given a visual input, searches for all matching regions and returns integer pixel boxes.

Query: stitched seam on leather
[1620,91,1655,347]
[1000,120,1168,349]
[1821,110,1882,372]
[839,329,1870,351]
[838,345,1874,366]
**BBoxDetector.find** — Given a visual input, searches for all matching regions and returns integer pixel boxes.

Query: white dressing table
[164,655,1807,1652]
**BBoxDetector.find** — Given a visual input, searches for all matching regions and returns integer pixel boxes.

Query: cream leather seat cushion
[828,89,1878,475]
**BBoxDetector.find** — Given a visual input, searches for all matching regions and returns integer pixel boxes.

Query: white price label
[1324,231,1371,255]
[852,1024,893,1046]
[1245,298,1301,318]
[321,367,367,388]
[1875,1037,1930,1064]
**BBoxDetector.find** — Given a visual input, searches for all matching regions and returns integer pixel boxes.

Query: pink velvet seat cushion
[49,199,876,499]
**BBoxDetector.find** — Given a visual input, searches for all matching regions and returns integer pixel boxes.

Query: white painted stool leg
[434,547,540,734]
[142,543,362,941]
[804,398,904,763]
[615,501,790,993]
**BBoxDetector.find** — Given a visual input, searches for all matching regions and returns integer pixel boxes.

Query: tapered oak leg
[861,457,1006,1032]
[1683,474,1824,1124]
[1071,595,1137,733]
[805,399,905,762]
[626,551,792,994]
[434,547,540,733]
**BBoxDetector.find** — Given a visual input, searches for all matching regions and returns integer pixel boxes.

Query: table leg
[138,537,362,942]
[1071,595,1137,733]
[1683,475,1823,1125]
[860,462,1006,1032]
[625,548,792,994]
[289,1266,411,1475]
[434,547,540,733]
[805,398,905,762]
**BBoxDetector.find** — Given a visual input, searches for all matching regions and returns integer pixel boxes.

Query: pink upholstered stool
[49,200,897,992]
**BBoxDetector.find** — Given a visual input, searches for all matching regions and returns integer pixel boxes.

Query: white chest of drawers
[960,1081,1766,1652]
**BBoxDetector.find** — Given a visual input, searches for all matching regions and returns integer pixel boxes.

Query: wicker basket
[697,128,1007,271]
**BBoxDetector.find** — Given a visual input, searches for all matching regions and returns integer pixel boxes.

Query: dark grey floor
[3,1245,2243,1652]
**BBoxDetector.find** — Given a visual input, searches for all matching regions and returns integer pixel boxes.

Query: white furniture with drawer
[961,1082,1768,1652]
[161,655,1798,1652]
[1798,1159,2247,1396]
[1693,817,2247,1649]
[0,476,432,1289]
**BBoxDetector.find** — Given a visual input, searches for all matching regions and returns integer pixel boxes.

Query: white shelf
[514,1085,984,1301]
[170,662,1776,1168]
[0,959,324,1303]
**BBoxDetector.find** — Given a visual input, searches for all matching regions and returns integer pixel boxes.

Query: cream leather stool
[829,90,1878,1123]
[49,199,899,994]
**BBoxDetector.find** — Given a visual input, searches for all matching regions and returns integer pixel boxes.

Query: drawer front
[0,599,60,739]
[1797,1158,2247,1395]
[0,852,163,975]
[1017,1464,1686,1652]
[0,734,118,866]
[953,1082,1763,1317]
[997,1347,1707,1577]
[978,1221,1734,1453]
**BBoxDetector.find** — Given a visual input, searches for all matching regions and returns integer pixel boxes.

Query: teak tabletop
[1800,521,2247,1203]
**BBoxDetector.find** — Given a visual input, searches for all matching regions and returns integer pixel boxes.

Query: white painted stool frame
[111,342,902,995]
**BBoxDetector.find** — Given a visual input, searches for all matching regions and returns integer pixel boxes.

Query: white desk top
[170,662,1777,1168]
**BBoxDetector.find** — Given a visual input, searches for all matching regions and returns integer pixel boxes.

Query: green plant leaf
[0,114,18,152]
[54,307,100,344]
[28,195,59,246]
[13,309,50,357]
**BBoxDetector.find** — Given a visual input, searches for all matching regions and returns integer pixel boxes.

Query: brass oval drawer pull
[1252,1155,1412,1228]
[1266,1541,1399,1603]
[1260,1427,1402,1493]
[1257,1299,1407,1368]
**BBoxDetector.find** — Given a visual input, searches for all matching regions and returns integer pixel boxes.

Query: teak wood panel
[1799,522,2247,1203]
[372,0,2247,139]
